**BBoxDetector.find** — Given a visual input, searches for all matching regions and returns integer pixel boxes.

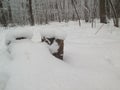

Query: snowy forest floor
[0,21,120,90]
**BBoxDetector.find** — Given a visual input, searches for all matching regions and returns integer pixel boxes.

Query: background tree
[71,0,81,26]
[7,0,13,24]
[108,0,119,27]
[26,0,34,26]
[84,0,89,22]
[0,0,119,27]
[0,0,8,26]
[106,0,110,19]
[99,0,107,23]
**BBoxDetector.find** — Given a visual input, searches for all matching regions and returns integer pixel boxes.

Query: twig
[94,24,104,35]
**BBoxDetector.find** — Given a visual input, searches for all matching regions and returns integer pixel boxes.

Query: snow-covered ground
[0,21,120,90]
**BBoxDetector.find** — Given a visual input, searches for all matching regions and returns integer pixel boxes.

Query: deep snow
[0,21,120,90]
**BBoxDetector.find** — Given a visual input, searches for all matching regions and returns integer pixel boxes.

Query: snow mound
[40,29,66,40]
[5,30,33,45]
[0,73,9,90]
[49,40,59,53]
[0,21,120,90]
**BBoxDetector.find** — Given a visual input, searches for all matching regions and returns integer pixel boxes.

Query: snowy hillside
[0,21,120,90]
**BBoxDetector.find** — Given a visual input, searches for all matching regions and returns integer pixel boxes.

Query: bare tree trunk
[84,0,89,22]
[106,0,110,19]
[114,0,120,17]
[43,1,49,24]
[91,0,97,28]
[27,0,34,26]
[8,0,13,24]
[56,1,61,22]
[45,9,48,24]
[71,0,81,26]
[116,0,120,17]
[108,0,119,27]
[0,0,8,27]
[99,0,107,23]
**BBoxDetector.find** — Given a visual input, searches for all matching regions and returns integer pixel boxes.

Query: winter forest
[0,0,120,26]
[0,0,120,90]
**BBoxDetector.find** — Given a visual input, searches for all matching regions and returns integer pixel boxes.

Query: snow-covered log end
[41,29,65,60]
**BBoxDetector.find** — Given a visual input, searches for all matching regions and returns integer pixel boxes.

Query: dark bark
[84,0,89,22]
[0,0,8,27]
[115,0,120,17]
[27,0,34,26]
[91,0,97,28]
[0,0,2,8]
[8,0,13,23]
[71,0,81,26]
[116,0,120,17]
[108,0,119,27]
[56,2,61,22]
[45,9,48,24]
[106,0,111,19]
[99,0,107,23]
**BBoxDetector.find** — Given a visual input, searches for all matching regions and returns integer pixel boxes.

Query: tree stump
[42,37,64,60]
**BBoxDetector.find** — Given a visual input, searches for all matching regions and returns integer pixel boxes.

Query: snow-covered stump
[53,39,64,60]
[42,37,64,60]
[40,29,66,60]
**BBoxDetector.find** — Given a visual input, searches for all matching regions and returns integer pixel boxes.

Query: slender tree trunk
[91,0,97,28]
[71,0,81,26]
[56,1,61,22]
[44,1,49,24]
[99,0,107,23]
[106,0,110,19]
[116,0,120,17]
[0,0,8,27]
[27,0,34,26]
[8,0,13,24]
[84,0,89,22]
[108,0,119,27]
[45,9,48,24]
